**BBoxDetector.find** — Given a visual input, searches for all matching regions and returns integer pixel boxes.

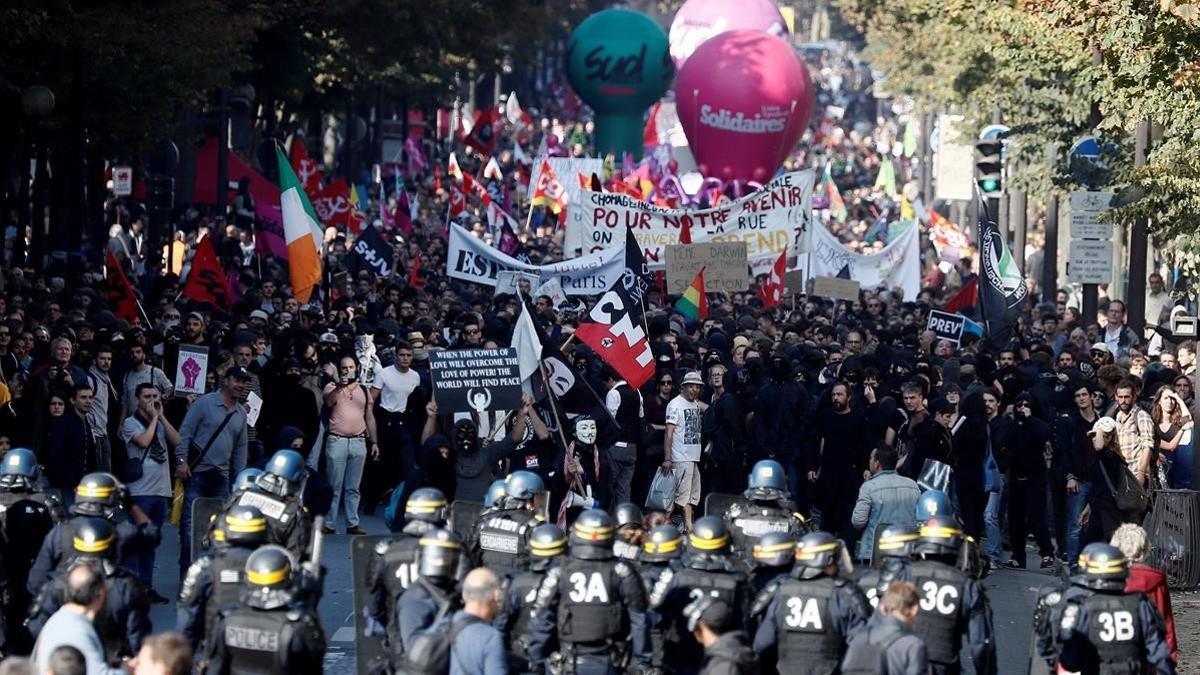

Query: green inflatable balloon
[566,9,673,161]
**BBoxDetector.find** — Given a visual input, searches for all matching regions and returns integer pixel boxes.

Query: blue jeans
[130,495,168,588]
[1170,436,1194,488]
[325,436,367,529]
[983,476,1005,561]
[1064,480,1094,564]
[179,468,230,578]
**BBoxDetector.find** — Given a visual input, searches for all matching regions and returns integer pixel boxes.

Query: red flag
[182,236,231,308]
[104,251,140,323]
[408,256,425,291]
[395,191,414,236]
[943,277,978,314]
[531,160,567,214]
[311,179,353,227]
[447,183,467,220]
[679,217,693,245]
[290,138,324,199]
[643,102,662,149]
[756,247,787,308]
[575,228,655,389]
[463,108,501,156]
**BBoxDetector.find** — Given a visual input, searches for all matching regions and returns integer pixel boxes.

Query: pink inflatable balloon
[675,30,813,184]
[669,0,789,68]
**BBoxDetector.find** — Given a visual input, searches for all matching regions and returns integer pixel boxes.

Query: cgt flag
[977,194,1027,348]
[575,228,654,389]
[181,235,231,308]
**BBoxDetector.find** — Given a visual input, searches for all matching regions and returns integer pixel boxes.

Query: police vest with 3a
[752,531,871,675]
[205,544,326,675]
[1056,543,1175,675]
[470,471,543,575]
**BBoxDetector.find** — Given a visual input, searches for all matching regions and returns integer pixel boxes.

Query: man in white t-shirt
[370,341,422,510]
[663,370,708,531]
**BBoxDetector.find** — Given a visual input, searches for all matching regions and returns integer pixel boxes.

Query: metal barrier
[1144,489,1200,589]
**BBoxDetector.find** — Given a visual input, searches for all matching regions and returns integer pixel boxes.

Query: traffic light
[974,139,1003,194]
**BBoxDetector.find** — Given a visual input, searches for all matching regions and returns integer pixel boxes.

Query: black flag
[349,224,394,278]
[976,194,1027,349]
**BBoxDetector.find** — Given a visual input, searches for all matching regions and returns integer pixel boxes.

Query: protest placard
[245,391,263,427]
[664,241,749,294]
[175,345,209,396]
[494,271,541,298]
[429,348,523,414]
[926,310,966,345]
[809,276,861,302]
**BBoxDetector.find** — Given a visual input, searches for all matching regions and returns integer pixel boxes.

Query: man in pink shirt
[323,355,378,534]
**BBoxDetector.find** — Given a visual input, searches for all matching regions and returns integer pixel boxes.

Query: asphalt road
[142,516,1058,674]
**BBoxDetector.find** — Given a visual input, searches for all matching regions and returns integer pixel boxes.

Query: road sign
[979,124,1010,141]
[112,166,132,196]
[1068,191,1116,239]
[1068,240,1113,284]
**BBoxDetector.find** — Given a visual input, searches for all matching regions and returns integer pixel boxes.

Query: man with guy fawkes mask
[559,416,608,520]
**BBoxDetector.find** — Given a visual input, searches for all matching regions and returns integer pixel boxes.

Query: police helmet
[417,528,462,580]
[529,524,568,565]
[244,545,297,610]
[915,489,953,523]
[233,468,264,493]
[752,531,797,568]
[570,509,615,561]
[483,480,506,508]
[876,523,920,559]
[641,525,683,563]
[615,503,643,531]
[71,516,117,560]
[405,487,448,524]
[73,472,122,517]
[504,470,544,501]
[222,505,269,547]
[257,450,306,497]
[795,531,842,579]
[745,459,788,501]
[917,515,965,557]
[0,448,38,489]
[1077,543,1129,591]
[687,516,731,556]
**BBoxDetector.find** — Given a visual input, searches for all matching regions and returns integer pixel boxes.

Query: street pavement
[144,516,1054,675]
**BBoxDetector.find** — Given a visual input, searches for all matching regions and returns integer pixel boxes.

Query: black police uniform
[855,556,911,610]
[752,570,870,674]
[28,510,159,595]
[0,487,58,652]
[638,525,684,673]
[365,520,432,649]
[497,524,566,673]
[1030,582,1092,675]
[228,487,311,558]
[392,528,464,661]
[651,555,751,673]
[898,557,994,675]
[469,499,541,575]
[178,540,256,652]
[1058,586,1175,674]
[725,499,806,558]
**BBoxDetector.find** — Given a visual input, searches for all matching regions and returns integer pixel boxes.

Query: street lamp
[22,85,55,270]
[21,85,55,118]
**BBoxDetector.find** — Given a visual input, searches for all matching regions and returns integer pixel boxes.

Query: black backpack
[394,612,482,675]
[840,626,904,675]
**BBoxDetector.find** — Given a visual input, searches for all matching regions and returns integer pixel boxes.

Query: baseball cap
[225,366,252,381]
[1091,342,1110,354]
[186,310,206,323]
[684,597,734,633]
[249,310,269,321]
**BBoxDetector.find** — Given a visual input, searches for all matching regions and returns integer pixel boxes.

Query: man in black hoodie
[1002,393,1056,569]
[689,599,757,675]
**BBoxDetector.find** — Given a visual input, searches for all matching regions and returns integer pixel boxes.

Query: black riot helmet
[641,525,683,563]
[257,450,306,498]
[615,503,643,531]
[73,472,122,518]
[570,509,615,561]
[752,531,797,569]
[916,515,965,558]
[529,524,567,570]
[1077,543,1130,591]
[0,448,39,488]
[876,523,920,560]
[233,468,264,493]
[417,528,463,580]
[405,488,448,525]
[222,505,269,547]
[71,516,118,561]
[243,545,297,610]
[794,531,842,579]
[745,459,788,501]
[687,516,731,556]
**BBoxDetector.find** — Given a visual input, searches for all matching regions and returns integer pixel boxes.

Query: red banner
[104,251,141,323]
[181,236,231,308]
[311,179,353,228]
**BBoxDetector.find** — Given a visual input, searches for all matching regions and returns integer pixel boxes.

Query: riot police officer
[0,447,62,652]
[638,524,682,673]
[914,489,952,524]
[497,523,566,673]
[914,489,985,578]
[902,515,995,675]
[26,516,151,661]
[749,530,796,596]
[650,516,752,675]
[725,460,808,558]
[232,468,264,494]
[752,531,870,675]
[1057,543,1175,675]
[205,545,327,675]
[614,502,644,560]
[528,509,651,675]
[233,450,311,558]
[394,528,464,655]
[28,472,159,594]
[483,479,507,510]
[469,470,544,575]
[856,523,918,609]
[364,488,448,655]
[178,505,269,654]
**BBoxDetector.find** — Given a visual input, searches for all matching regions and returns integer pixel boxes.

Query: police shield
[190,497,227,563]
[352,534,391,675]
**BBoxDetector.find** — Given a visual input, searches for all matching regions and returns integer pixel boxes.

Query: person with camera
[321,354,377,535]
[120,383,179,604]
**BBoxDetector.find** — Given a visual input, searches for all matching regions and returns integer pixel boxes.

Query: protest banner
[809,276,861,302]
[569,170,814,275]
[530,157,605,254]
[784,270,804,296]
[447,223,623,295]
[664,241,749,294]
[926,310,967,345]
[804,222,921,300]
[494,270,541,297]
[175,345,209,395]
[349,224,394,277]
[429,348,523,414]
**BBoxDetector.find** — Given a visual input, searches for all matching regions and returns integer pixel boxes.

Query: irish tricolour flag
[276,147,323,303]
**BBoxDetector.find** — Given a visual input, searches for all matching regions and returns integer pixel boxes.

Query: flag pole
[540,365,572,451]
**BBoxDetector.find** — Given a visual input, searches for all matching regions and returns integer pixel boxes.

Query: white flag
[513,302,543,390]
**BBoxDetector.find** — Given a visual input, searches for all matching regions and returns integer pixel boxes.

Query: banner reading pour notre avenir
[569,169,813,275]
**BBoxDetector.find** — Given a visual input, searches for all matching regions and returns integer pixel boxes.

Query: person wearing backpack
[841,581,927,675]
[395,567,506,675]
[396,529,465,654]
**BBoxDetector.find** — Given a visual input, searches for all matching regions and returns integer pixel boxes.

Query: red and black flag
[574,228,655,389]
[181,236,232,308]
[104,251,141,323]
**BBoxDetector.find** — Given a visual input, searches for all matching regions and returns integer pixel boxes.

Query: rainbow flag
[675,267,708,320]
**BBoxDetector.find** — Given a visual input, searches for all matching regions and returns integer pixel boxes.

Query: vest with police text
[477,508,537,573]
[222,607,292,675]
